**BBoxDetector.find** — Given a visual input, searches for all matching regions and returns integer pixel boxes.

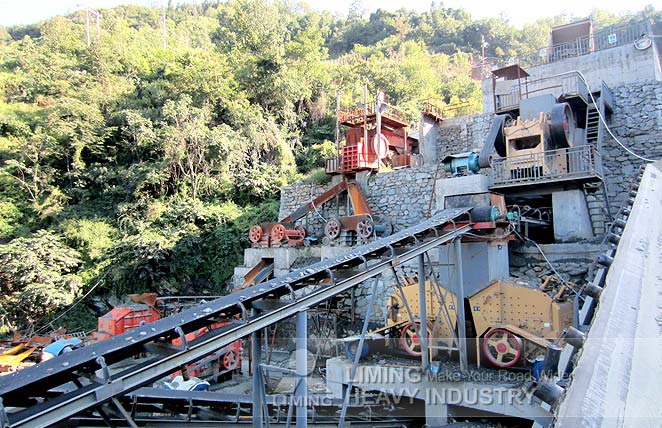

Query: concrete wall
[482,42,661,113]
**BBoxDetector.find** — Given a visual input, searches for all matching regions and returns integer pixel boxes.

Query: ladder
[584,89,613,225]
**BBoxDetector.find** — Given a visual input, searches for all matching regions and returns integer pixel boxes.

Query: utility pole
[481,34,488,79]
[161,3,167,51]
[335,90,341,159]
[81,6,101,48]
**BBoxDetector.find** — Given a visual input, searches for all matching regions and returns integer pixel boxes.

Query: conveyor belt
[557,162,662,426]
[0,208,472,428]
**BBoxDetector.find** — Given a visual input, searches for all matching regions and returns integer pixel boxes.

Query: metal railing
[507,20,651,70]
[338,101,408,125]
[421,99,473,120]
[489,145,602,187]
[496,72,589,112]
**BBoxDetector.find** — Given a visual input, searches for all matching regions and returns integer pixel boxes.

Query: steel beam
[454,239,468,372]
[252,315,263,428]
[418,254,429,371]
[295,311,307,428]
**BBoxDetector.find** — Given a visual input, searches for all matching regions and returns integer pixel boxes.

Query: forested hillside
[0,0,657,334]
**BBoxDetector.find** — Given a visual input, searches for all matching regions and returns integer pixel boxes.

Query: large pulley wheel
[222,350,239,371]
[400,322,430,357]
[483,328,523,368]
[324,217,341,240]
[550,102,575,148]
[294,225,307,239]
[356,218,374,239]
[248,225,263,243]
[270,223,286,244]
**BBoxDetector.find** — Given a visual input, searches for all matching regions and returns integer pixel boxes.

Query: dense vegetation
[0,1,657,334]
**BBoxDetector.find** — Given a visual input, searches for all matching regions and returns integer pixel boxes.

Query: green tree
[0,231,82,332]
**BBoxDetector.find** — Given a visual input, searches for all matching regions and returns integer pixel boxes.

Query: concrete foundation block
[435,174,490,212]
[552,189,594,242]
[243,247,321,271]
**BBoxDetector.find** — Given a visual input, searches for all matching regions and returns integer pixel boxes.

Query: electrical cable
[33,274,107,335]
[512,228,583,300]
[309,190,327,223]
[547,70,655,162]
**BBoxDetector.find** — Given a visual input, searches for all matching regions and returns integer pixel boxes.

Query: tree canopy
[0,1,658,333]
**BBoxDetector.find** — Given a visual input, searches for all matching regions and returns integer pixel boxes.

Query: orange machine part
[347,181,372,215]
[97,306,160,341]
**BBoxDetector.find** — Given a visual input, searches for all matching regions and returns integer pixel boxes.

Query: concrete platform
[557,161,662,427]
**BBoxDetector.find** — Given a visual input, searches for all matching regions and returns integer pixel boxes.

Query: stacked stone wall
[435,113,494,160]
[279,165,437,238]
[601,81,662,214]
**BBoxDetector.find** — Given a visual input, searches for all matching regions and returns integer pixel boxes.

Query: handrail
[493,19,651,71]
[489,145,602,187]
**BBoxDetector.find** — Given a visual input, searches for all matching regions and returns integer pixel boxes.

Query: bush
[0,231,82,332]
[60,218,117,261]
[295,140,337,173]
[303,167,331,185]
[0,200,24,239]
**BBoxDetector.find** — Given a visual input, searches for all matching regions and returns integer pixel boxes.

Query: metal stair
[584,83,613,228]
[585,103,601,147]
[584,182,609,235]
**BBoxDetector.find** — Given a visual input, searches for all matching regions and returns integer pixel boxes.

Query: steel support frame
[252,314,264,428]
[418,254,429,371]
[454,239,469,372]
[338,275,381,427]
[3,214,471,428]
[295,311,308,428]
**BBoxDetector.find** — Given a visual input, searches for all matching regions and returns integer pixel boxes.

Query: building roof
[491,64,529,80]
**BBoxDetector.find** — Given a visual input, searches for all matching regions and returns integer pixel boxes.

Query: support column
[418,254,429,371]
[552,189,593,242]
[425,401,448,427]
[252,317,263,428]
[295,311,308,428]
[454,239,468,373]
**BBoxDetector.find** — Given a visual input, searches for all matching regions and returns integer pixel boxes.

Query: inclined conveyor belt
[557,161,662,427]
[0,208,473,428]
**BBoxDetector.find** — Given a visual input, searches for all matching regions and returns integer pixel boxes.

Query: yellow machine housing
[504,113,568,178]
[388,277,458,355]
[468,278,573,340]
[386,276,575,367]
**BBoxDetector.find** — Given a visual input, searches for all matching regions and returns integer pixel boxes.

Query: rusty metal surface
[280,180,348,224]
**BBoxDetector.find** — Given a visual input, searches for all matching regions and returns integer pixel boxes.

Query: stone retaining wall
[436,113,494,160]
[601,81,662,214]
[279,165,437,238]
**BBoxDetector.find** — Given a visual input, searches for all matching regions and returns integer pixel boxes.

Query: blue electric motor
[442,152,481,176]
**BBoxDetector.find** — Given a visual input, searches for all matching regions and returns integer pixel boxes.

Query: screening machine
[383,275,575,369]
